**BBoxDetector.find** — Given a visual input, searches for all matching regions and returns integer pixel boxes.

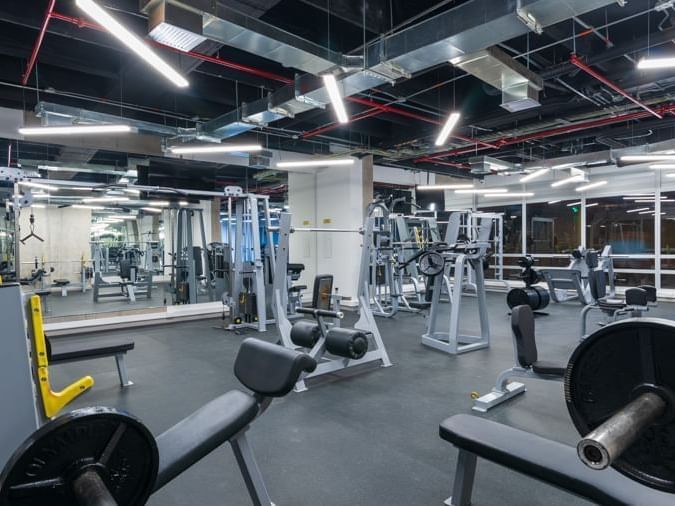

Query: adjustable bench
[47,336,135,387]
[439,414,674,506]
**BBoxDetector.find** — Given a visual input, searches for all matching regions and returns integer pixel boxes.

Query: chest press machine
[272,212,392,392]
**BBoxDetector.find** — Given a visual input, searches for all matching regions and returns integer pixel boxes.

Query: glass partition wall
[475,184,673,289]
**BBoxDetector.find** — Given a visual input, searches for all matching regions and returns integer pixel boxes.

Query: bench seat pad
[49,336,134,362]
[439,414,674,506]
[153,390,259,491]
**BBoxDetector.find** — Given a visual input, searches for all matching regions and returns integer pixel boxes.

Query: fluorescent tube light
[585,202,599,208]
[416,184,474,190]
[30,204,46,209]
[626,208,650,213]
[435,112,461,146]
[484,192,534,198]
[141,207,162,214]
[179,201,189,206]
[520,168,549,182]
[455,188,508,194]
[551,175,585,187]
[124,188,141,195]
[620,154,675,162]
[20,125,132,136]
[148,201,170,207]
[551,162,577,169]
[548,200,561,204]
[109,215,137,220]
[169,144,262,154]
[19,181,58,191]
[637,57,675,69]
[76,0,188,87]
[575,180,607,192]
[638,210,654,214]
[649,164,675,169]
[566,201,582,206]
[277,159,354,168]
[322,74,349,124]
[73,205,105,210]
[666,173,675,178]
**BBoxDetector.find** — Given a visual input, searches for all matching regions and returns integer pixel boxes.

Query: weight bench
[472,305,564,412]
[52,279,70,296]
[47,336,135,387]
[440,414,674,506]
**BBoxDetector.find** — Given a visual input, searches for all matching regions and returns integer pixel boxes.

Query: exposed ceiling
[1,0,675,185]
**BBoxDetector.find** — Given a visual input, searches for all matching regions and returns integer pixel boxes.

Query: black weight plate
[419,251,445,277]
[0,407,158,506]
[565,318,675,492]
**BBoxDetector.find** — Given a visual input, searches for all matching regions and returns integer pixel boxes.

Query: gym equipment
[286,262,306,318]
[579,270,652,339]
[224,192,276,331]
[0,338,317,506]
[505,255,549,313]
[92,257,152,303]
[540,246,589,304]
[170,208,214,305]
[567,318,675,491]
[273,212,391,392]
[441,317,675,505]
[418,213,492,355]
[19,213,43,244]
[472,305,564,412]
[0,284,93,467]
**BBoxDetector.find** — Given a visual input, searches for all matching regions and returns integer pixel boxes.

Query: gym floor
[51,292,674,506]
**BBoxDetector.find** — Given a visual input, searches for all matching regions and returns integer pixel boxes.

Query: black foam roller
[290,320,321,348]
[325,328,369,359]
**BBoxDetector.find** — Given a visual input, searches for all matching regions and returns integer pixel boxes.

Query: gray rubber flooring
[50,292,673,505]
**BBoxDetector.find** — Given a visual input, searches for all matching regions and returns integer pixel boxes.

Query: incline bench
[439,414,674,506]
[47,335,135,387]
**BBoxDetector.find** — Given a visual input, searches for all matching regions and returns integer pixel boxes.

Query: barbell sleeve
[72,470,118,506]
[577,392,666,470]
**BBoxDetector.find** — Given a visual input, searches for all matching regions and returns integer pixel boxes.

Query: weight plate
[0,407,158,506]
[418,251,445,277]
[565,318,675,492]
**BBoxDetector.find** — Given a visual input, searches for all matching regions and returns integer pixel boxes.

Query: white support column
[656,175,662,290]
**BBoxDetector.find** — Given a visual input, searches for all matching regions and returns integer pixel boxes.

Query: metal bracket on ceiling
[294,76,326,108]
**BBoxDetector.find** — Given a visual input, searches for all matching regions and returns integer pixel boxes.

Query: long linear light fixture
[548,200,561,204]
[575,180,607,192]
[19,181,58,191]
[169,144,262,155]
[585,202,599,208]
[620,154,675,162]
[141,207,163,214]
[322,74,349,124]
[566,201,583,207]
[551,175,585,187]
[83,196,130,203]
[435,112,461,146]
[649,164,675,169]
[19,125,132,136]
[75,0,188,87]
[626,207,651,213]
[520,168,549,183]
[637,57,675,69]
[73,205,105,210]
[638,210,655,214]
[484,192,535,198]
[277,159,354,168]
[455,188,508,194]
[416,184,474,190]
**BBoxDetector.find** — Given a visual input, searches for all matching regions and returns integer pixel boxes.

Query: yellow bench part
[29,295,94,418]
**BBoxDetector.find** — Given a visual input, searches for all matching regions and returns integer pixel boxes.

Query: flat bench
[47,336,135,387]
[440,414,674,506]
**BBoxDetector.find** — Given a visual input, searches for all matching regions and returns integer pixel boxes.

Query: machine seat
[289,284,307,293]
[597,297,626,310]
[408,301,432,310]
[48,336,134,362]
[531,361,566,376]
[53,279,70,286]
[154,390,259,491]
[439,414,674,506]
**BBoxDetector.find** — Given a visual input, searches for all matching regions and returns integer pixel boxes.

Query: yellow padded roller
[29,295,94,418]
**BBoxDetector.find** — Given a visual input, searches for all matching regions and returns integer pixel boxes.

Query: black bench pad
[439,414,674,506]
[153,390,259,492]
[49,336,134,363]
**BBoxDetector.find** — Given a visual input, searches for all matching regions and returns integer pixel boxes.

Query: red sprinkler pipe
[22,0,57,85]
[416,157,469,169]
[302,108,384,138]
[570,54,662,119]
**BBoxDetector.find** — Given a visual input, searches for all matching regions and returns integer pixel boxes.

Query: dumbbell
[565,318,675,492]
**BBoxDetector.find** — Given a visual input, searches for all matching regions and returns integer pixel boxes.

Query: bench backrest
[511,305,537,368]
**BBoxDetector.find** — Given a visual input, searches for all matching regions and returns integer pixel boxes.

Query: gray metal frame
[274,213,392,393]
[445,450,478,506]
[173,207,214,305]
[230,431,275,506]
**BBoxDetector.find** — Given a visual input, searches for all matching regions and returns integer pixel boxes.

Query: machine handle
[296,307,344,319]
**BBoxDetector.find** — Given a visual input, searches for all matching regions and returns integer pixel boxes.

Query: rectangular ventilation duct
[451,46,544,113]
[147,2,207,51]
[469,155,518,175]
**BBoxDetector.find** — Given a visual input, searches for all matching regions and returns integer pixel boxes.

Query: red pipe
[302,108,384,138]
[22,0,57,85]
[570,54,663,119]
[416,157,469,169]
[416,103,675,163]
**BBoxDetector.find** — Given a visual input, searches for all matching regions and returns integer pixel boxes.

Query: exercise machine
[273,212,392,392]
[540,246,590,304]
[417,216,492,355]
[92,256,153,303]
[472,305,564,412]
[441,317,675,505]
[0,337,317,506]
[505,255,550,313]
